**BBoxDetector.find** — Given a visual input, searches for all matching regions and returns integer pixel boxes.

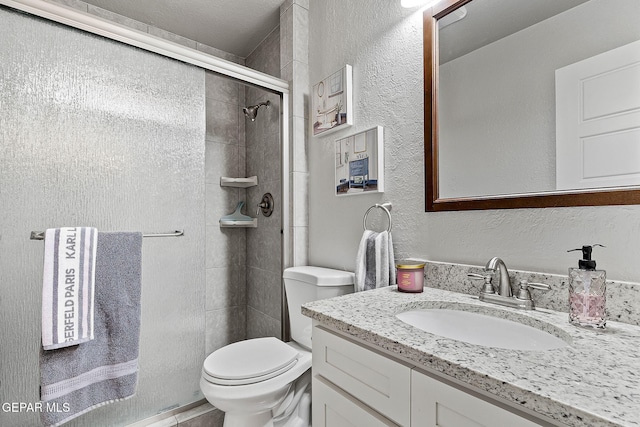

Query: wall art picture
[335,126,384,196]
[312,65,353,137]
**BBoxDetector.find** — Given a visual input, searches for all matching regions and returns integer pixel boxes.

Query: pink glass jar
[396,260,426,293]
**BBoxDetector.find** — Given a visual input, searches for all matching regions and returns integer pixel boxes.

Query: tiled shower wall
[245,28,284,339]
[205,0,310,349]
[204,0,308,346]
[204,72,249,354]
[204,25,284,346]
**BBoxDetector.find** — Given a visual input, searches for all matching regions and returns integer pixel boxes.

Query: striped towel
[42,227,98,350]
[40,232,142,427]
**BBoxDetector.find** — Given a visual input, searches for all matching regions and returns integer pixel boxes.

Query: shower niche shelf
[220,176,258,188]
[220,218,257,228]
[219,201,258,228]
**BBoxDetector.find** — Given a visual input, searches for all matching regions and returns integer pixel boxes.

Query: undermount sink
[396,307,569,351]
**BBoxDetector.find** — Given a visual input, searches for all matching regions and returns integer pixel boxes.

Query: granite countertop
[302,286,640,427]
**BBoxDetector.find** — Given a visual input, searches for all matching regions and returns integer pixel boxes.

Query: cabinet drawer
[411,370,543,427]
[312,326,411,426]
[313,375,399,427]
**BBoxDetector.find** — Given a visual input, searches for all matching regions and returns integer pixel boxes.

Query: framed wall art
[311,65,353,137]
[335,126,384,196]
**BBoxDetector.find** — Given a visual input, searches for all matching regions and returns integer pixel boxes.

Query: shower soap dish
[220,176,258,188]
[219,201,258,228]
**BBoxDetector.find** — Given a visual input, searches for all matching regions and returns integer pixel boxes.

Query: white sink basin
[396,308,569,351]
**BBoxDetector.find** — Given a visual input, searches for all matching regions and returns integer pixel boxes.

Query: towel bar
[363,203,392,232]
[30,230,184,240]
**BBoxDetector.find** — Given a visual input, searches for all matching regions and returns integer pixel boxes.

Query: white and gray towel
[42,227,98,350]
[355,230,396,292]
[40,232,143,427]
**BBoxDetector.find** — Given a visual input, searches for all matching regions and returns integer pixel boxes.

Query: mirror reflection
[436,0,640,200]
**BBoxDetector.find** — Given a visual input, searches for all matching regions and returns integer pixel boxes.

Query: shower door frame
[1,0,292,339]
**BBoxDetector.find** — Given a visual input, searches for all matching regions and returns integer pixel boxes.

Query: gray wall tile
[247,267,282,320]
[206,98,240,144]
[247,307,281,340]
[205,307,246,355]
[206,267,247,311]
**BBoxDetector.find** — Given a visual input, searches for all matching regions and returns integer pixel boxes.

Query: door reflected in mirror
[425,0,640,211]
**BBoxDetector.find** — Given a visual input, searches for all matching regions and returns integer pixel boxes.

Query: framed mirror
[424,0,640,211]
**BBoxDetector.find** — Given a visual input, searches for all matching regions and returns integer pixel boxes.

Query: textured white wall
[308,0,640,283]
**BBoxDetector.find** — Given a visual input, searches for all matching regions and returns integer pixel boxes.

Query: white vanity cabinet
[312,324,555,427]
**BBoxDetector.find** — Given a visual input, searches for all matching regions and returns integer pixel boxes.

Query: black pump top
[567,244,605,270]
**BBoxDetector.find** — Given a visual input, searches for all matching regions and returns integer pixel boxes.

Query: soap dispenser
[567,245,606,329]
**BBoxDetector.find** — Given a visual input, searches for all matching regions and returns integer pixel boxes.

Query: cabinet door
[313,376,400,427]
[411,370,542,427]
[313,326,411,426]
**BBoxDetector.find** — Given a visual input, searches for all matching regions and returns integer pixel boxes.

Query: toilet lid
[203,337,300,384]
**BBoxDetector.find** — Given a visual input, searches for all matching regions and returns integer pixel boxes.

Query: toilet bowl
[200,266,354,427]
[200,339,312,427]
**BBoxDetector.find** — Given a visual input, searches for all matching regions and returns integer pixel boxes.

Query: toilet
[200,266,354,427]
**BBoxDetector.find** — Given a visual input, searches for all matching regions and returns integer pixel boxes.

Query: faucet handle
[516,280,551,300]
[468,273,495,294]
[526,281,551,291]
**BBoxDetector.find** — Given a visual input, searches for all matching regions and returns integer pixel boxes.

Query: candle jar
[396,260,426,293]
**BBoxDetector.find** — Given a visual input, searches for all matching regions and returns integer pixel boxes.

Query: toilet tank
[283,266,354,350]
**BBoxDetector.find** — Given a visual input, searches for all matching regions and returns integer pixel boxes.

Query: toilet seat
[203,337,300,386]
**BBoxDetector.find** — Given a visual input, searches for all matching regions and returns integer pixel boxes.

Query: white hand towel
[42,227,98,350]
[355,230,396,292]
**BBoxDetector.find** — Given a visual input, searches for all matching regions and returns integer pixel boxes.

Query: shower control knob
[257,193,274,217]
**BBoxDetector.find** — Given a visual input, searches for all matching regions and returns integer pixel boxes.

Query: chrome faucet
[485,257,512,297]
[468,257,551,310]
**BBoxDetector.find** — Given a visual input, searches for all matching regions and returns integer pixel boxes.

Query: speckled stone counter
[302,286,640,427]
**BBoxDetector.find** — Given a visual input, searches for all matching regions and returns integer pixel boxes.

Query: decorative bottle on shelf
[567,245,606,329]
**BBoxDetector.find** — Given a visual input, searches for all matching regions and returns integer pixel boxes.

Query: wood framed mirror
[424,0,640,211]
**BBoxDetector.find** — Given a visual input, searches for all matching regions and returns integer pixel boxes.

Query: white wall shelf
[219,201,257,228]
[219,218,258,228]
[220,176,258,188]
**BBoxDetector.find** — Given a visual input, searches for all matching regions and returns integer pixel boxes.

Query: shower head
[243,100,270,122]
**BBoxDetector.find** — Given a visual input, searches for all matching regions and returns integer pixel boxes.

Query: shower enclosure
[205,72,285,350]
[0,1,289,425]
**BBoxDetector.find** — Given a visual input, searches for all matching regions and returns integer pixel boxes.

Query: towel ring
[363,203,392,232]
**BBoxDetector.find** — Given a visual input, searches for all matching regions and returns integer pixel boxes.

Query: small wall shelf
[219,218,258,228]
[219,201,257,228]
[220,176,258,188]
